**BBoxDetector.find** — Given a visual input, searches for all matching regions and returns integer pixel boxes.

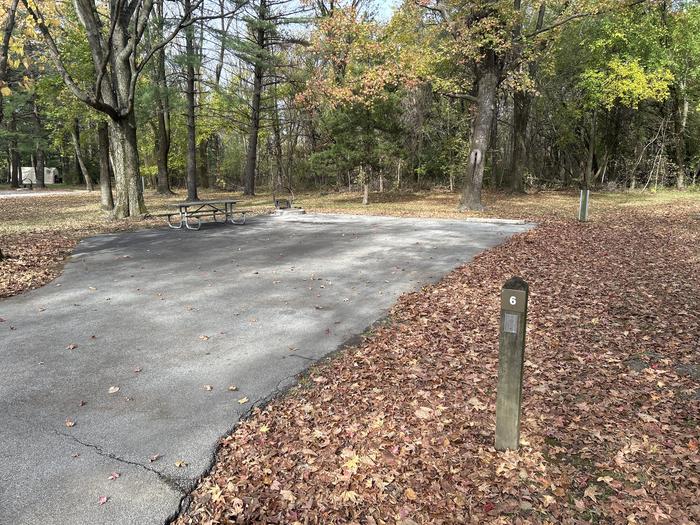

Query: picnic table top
[169,199,237,208]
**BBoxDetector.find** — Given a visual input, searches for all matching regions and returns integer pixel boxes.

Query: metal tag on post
[495,277,529,451]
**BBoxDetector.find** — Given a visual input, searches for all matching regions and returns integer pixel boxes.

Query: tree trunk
[460,50,499,211]
[584,111,597,190]
[152,0,173,195]
[243,0,266,196]
[109,116,145,219]
[271,96,284,190]
[0,0,19,127]
[674,90,688,189]
[71,120,94,191]
[9,113,19,188]
[35,148,45,188]
[198,139,209,188]
[97,121,114,210]
[244,62,263,195]
[32,99,46,188]
[509,91,530,192]
[363,182,369,205]
[155,107,172,194]
[184,0,198,201]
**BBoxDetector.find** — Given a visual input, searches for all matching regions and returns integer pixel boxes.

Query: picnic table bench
[160,199,249,230]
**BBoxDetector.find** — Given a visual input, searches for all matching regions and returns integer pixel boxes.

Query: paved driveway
[0,213,530,524]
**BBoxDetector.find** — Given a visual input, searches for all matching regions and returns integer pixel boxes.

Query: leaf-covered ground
[1,187,694,299]
[175,198,700,524]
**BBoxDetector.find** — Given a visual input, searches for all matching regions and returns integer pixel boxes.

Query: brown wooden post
[495,277,529,451]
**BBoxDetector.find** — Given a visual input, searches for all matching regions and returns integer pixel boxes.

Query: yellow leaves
[340,490,360,503]
[414,406,433,419]
[404,487,417,501]
[580,58,674,110]
[209,484,223,503]
[583,484,599,502]
[174,459,188,468]
[259,424,269,433]
[0,86,10,97]
[238,397,249,404]
[280,489,296,503]
[342,454,361,473]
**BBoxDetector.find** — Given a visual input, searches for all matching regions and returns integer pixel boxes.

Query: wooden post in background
[578,189,590,222]
[495,277,529,451]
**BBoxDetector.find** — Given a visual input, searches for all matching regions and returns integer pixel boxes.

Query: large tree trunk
[9,113,19,188]
[34,148,45,188]
[506,2,544,193]
[97,121,114,210]
[32,99,46,188]
[109,115,145,219]
[460,50,499,211]
[244,62,263,195]
[152,0,172,195]
[184,0,199,201]
[509,90,530,193]
[155,108,172,194]
[243,0,266,196]
[71,119,94,191]
[271,96,284,190]
[109,20,146,218]
[0,0,19,127]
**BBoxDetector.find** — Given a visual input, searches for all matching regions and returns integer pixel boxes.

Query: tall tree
[22,0,205,217]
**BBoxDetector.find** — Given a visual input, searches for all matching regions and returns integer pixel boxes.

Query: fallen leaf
[584,485,599,502]
[228,385,238,391]
[108,386,120,394]
[65,418,75,428]
[414,406,433,419]
[238,397,249,404]
[149,454,161,463]
[108,472,120,480]
[405,487,417,501]
[66,344,78,350]
[175,460,188,468]
[203,384,213,391]
[98,495,108,505]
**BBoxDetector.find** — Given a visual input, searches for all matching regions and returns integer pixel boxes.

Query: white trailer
[20,167,61,185]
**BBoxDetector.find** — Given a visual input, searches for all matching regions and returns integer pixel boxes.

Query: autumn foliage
[176,198,700,524]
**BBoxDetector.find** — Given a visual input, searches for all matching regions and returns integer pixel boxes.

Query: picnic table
[166,199,248,230]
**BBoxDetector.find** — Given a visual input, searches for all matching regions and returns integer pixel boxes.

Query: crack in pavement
[53,429,188,495]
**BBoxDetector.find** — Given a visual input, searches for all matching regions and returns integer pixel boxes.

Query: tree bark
[198,139,209,188]
[32,99,46,188]
[9,113,19,188]
[673,88,688,189]
[584,110,597,190]
[0,0,19,126]
[244,62,263,195]
[184,0,199,201]
[35,148,45,188]
[109,115,145,218]
[509,91,530,192]
[460,50,499,211]
[97,121,114,210]
[71,119,94,191]
[243,0,266,196]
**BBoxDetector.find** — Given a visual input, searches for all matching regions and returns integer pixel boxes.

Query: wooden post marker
[578,189,590,222]
[495,277,529,451]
